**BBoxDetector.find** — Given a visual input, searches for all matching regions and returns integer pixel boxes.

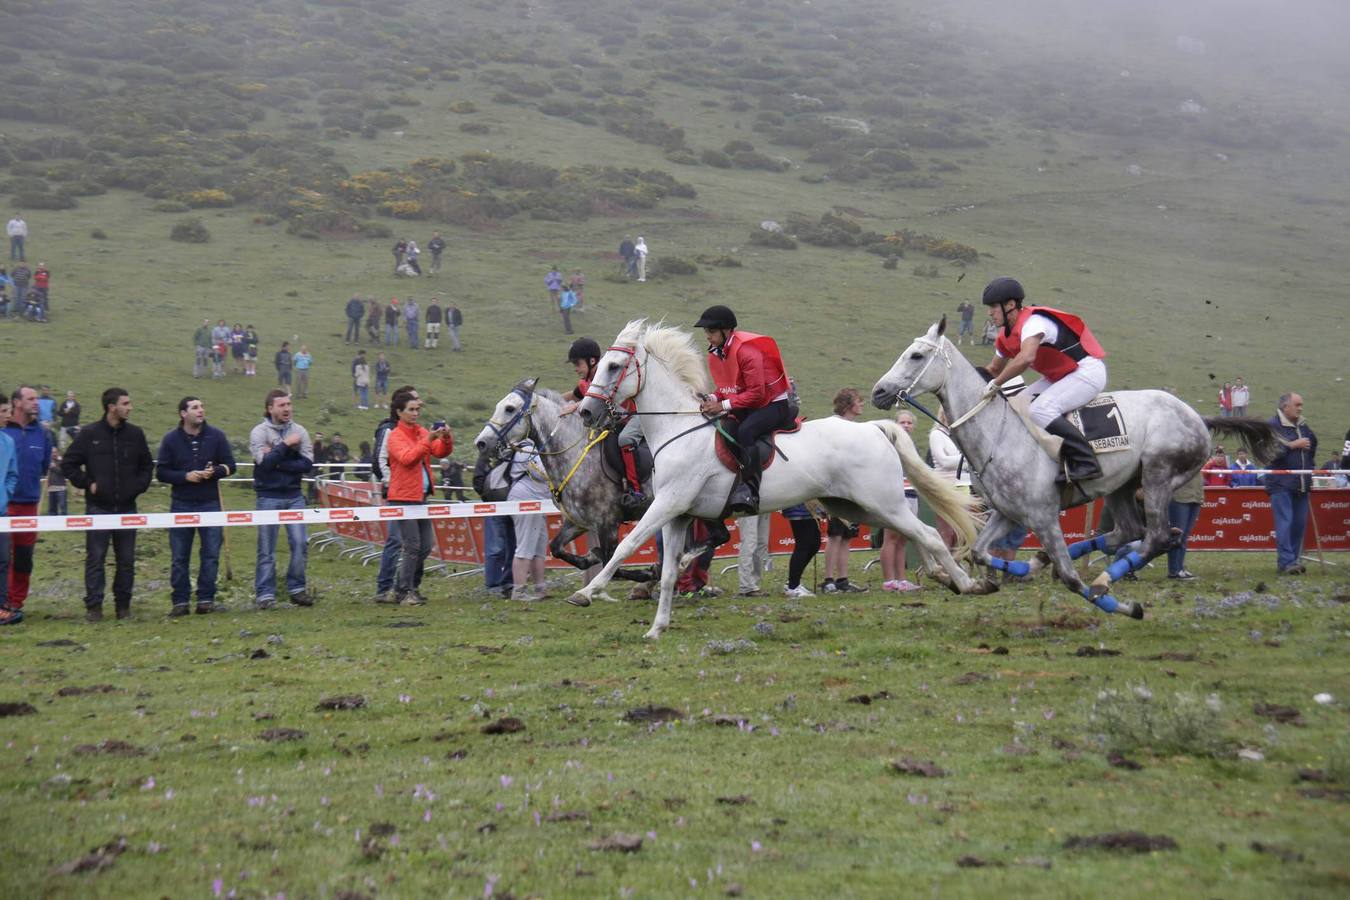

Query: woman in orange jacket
[384,387,453,605]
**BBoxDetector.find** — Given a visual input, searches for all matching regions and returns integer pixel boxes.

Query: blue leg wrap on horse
[1106,551,1145,582]
[987,556,1007,572]
[1067,534,1110,560]
[1005,559,1031,577]
[1082,586,1120,614]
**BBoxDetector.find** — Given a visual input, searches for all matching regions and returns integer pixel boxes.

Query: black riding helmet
[566,337,602,363]
[694,304,737,330]
[981,277,1025,307]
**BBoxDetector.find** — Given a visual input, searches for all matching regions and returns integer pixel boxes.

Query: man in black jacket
[61,388,154,621]
[156,397,237,615]
[344,294,365,344]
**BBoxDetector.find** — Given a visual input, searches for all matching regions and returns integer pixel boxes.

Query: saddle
[714,419,802,474]
[1009,393,1130,460]
[598,429,653,488]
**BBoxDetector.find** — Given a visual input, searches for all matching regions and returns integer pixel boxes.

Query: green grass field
[2,0,1348,895]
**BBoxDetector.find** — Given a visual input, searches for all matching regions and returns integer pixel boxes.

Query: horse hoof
[1127,602,1145,620]
[643,627,664,640]
[596,592,619,604]
[566,592,592,608]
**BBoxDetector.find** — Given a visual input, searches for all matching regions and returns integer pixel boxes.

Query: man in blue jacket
[1266,392,1318,576]
[1,385,55,625]
[0,392,20,625]
[157,397,237,616]
[249,390,315,609]
[61,388,154,621]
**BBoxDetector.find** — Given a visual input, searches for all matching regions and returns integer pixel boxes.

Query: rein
[892,335,1005,479]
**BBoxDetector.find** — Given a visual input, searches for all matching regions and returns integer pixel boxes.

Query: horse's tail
[1203,417,1283,465]
[874,421,979,560]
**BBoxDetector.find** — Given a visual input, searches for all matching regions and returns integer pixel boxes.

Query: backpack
[478,453,522,502]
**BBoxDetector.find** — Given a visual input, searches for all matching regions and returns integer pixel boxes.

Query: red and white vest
[994,306,1105,382]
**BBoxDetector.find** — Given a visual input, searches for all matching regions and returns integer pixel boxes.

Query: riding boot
[1043,416,1103,483]
[729,446,760,515]
[619,445,645,507]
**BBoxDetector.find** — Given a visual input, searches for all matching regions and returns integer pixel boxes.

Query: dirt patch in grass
[1143,651,1198,662]
[56,684,118,696]
[624,705,683,723]
[51,837,127,876]
[1107,752,1144,770]
[1063,831,1178,852]
[316,695,366,710]
[546,810,589,822]
[889,758,948,777]
[73,740,143,757]
[847,690,892,704]
[1252,702,1304,726]
[955,672,990,685]
[0,701,38,717]
[259,728,306,742]
[590,833,643,852]
[482,717,526,735]
[1074,646,1121,657]
[1250,841,1304,863]
[715,794,752,806]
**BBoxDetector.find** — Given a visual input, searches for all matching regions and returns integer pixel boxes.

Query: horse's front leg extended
[647,517,690,640]
[550,521,600,571]
[1038,519,1144,619]
[566,498,681,607]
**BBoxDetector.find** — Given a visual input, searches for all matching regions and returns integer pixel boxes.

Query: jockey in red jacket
[562,337,645,508]
[695,305,796,515]
[980,277,1106,483]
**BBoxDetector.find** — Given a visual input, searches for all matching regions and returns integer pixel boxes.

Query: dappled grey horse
[473,379,654,586]
[872,318,1281,618]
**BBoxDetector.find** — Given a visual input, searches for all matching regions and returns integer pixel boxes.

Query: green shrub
[170,217,211,243]
[749,229,797,250]
[13,191,75,210]
[1088,684,1230,758]
[695,254,742,267]
[723,139,756,154]
[700,148,733,168]
[368,112,409,130]
[912,263,940,278]
[459,122,491,134]
[650,256,697,277]
[1,176,49,194]
[664,150,700,166]
[90,228,108,240]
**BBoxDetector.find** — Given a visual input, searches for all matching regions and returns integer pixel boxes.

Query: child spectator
[47,455,67,516]
[374,352,391,408]
[244,325,259,377]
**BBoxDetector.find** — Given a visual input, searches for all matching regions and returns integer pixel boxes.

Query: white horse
[571,320,983,639]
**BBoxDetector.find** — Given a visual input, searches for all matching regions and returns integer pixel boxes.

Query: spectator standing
[508,439,551,600]
[230,323,246,375]
[60,388,83,445]
[392,239,407,274]
[781,503,822,598]
[210,319,231,379]
[365,297,382,343]
[1165,471,1205,580]
[249,390,315,608]
[0,266,10,316]
[1230,377,1250,416]
[879,410,923,592]
[823,388,867,593]
[618,236,636,279]
[558,283,576,335]
[32,263,49,319]
[46,455,67,516]
[344,294,365,344]
[634,236,649,282]
[1218,382,1233,418]
[375,352,392,408]
[193,318,212,378]
[0,394,16,626]
[275,341,293,389]
[545,267,563,310]
[293,345,312,399]
[956,300,975,345]
[424,298,442,349]
[244,324,259,377]
[403,298,420,349]
[384,298,400,347]
[37,386,55,434]
[568,269,586,311]
[6,214,26,261]
[1201,447,1231,486]
[427,232,446,275]
[10,262,30,312]
[446,302,464,351]
[61,388,153,622]
[351,349,369,408]
[981,315,997,345]
[1230,448,1260,486]
[1266,392,1317,575]
[370,394,415,602]
[441,457,467,501]
[735,513,771,596]
[0,385,55,625]
[384,388,453,605]
[156,397,236,615]
[473,447,516,598]
[405,240,422,275]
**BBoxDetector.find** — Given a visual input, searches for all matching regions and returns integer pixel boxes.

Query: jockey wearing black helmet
[695,304,796,515]
[561,337,645,506]
[980,277,1107,483]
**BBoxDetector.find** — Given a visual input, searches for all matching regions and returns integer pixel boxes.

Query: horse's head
[871,316,951,410]
[474,377,538,453]
[578,320,647,429]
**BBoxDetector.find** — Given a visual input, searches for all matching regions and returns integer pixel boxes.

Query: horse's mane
[614,319,712,393]
[512,379,563,406]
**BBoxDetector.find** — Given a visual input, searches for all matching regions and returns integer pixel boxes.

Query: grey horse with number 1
[872,317,1281,618]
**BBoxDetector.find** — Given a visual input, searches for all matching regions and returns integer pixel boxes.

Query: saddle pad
[1068,395,1130,453]
[714,419,802,474]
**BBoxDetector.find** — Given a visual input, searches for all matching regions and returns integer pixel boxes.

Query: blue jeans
[482,516,515,591]
[406,320,418,348]
[345,316,362,342]
[385,323,398,346]
[170,499,224,606]
[1166,501,1202,575]
[10,235,23,261]
[1269,490,1309,572]
[48,491,68,516]
[254,494,307,600]
[14,283,26,310]
[358,385,369,407]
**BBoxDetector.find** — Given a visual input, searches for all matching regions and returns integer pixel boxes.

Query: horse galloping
[871,318,1281,618]
[573,320,985,639]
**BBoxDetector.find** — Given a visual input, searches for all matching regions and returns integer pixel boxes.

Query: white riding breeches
[1026,357,1107,427]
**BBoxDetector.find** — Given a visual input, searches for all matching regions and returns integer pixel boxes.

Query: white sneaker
[782,584,814,599]
[895,579,922,592]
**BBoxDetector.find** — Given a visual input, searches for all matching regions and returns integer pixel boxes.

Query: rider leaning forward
[978,277,1106,483]
[562,337,646,508]
[695,305,796,515]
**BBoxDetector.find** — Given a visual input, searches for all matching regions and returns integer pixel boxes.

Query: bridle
[484,386,534,448]
[583,344,643,426]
